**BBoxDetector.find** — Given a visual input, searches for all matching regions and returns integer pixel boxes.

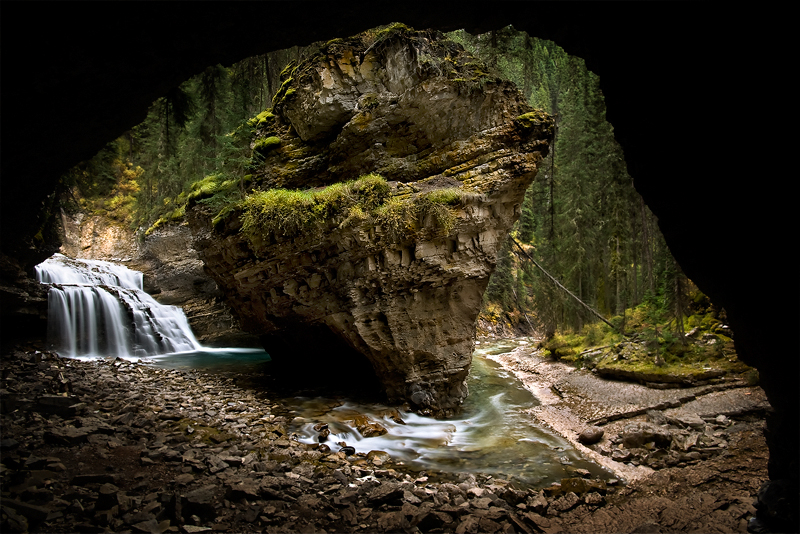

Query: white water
[35,253,202,359]
[284,340,613,488]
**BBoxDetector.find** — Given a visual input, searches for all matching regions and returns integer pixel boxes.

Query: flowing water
[267,339,612,488]
[35,253,202,358]
[36,253,613,489]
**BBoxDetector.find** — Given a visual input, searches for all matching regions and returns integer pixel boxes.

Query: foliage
[539,291,753,382]
[451,26,693,338]
[60,137,143,225]
[240,174,387,241]
[58,41,316,233]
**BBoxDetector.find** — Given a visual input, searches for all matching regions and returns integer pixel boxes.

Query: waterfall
[35,253,202,359]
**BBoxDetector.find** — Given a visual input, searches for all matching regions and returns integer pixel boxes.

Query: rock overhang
[188,25,554,416]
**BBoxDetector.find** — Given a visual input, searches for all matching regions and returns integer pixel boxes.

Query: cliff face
[189,27,553,415]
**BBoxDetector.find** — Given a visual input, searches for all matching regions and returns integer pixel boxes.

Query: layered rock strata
[189,27,553,415]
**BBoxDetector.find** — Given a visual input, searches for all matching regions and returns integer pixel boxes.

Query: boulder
[578,426,604,445]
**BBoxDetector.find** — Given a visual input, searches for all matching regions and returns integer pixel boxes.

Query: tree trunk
[510,238,619,332]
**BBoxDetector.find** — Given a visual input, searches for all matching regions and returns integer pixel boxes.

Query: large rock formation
[189,27,553,415]
[3,6,795,531]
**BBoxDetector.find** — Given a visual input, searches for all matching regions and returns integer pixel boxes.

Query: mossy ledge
[239,173,479,247]
[188,24,553,416]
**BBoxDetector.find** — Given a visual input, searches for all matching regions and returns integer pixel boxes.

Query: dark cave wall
[1,2,795,522]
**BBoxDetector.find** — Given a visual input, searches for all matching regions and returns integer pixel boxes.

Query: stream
[150,340,613,489]
[35,253,613,490]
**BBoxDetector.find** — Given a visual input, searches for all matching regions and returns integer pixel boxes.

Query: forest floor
[1,342,772,533]
[485,340,772,533]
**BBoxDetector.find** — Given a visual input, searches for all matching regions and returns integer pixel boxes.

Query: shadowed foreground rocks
[1,348,768,533]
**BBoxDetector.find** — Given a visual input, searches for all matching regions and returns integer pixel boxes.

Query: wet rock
[526,490,548,514]
[382,409,406,425]
[630,522,662,533]
[646,410,668,425]
[1,499,49,527]
[34,394,82,417]
[71,473,117,486]
[351,414,388,437]
[44,425,90,445]
[1,438,20,450]
[672,412,706,428]
[455,514,482,534]
[559,477,607,495]
[413,510,454,530]
[367,450,390,466]
[1,504,29,533]
[376,510,408,531]
[132,518,171,534]
[584,491,604,506]
[96,483,121,509]
[367,482,405,505]
[471,497,493,509]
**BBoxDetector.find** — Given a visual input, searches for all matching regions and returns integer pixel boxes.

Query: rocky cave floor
[0,341,771,534]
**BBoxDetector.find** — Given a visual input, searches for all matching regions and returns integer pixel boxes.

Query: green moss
[247,110,276,129]
[350,172,391,209]
[271,76,298,109]
[516,110,554,135]
[375,22,413,38]
[144,216,167,236]
[241,188,315,238]
[169,205,185,220]
[272,78,295,107]
[187,174,222,200]
[241,174,390,241]
[373,197,416,241]
[279,60,298,80]
[254,136,281,155]
[240,173,471,244]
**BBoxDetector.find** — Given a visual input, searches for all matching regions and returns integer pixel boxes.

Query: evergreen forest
[60,25,743,379]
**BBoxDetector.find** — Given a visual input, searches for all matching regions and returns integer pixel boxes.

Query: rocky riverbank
[484,341,772,533]
[1,344,770,533]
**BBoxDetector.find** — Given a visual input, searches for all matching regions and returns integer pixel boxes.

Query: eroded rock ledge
[189,26,553,415]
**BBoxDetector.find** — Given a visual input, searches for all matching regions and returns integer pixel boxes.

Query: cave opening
[257,324,388,403]
[1,5,796,531]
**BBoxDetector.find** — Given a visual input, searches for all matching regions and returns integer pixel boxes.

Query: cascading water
[35,253,202,359]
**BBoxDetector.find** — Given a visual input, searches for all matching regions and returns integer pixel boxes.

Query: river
[35,253,613,489]
[150,339,614,490]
